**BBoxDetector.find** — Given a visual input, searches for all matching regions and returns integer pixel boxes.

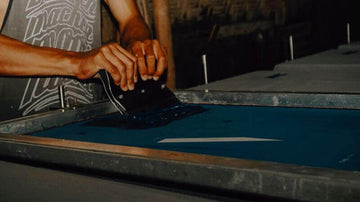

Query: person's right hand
[75,43,137,91]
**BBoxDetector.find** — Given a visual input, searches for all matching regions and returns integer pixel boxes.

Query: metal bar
[347,22,351,44]
[174,90,360,110]
[0,101,117,134]
[1,90,359,136]
[58,86,65,109]
[202,54,209,93]
[289,35,294,60]
[202,54,208,85]
[0,134,359,202]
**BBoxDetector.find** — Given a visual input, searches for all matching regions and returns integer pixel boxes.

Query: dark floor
[0,160,224,202]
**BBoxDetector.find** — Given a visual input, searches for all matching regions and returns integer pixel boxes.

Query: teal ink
[32,105,360,171]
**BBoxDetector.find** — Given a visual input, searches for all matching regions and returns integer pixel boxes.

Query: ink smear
[86,104,207,129]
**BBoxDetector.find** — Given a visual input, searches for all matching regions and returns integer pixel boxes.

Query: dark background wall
[102,0,360,89]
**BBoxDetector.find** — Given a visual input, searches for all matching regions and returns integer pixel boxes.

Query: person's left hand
[127,39,167,82]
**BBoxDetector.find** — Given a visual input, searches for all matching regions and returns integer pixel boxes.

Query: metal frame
[0,91,359,201]
[175,90,360,109]
[0,101,117,134]
[0,134,359,202]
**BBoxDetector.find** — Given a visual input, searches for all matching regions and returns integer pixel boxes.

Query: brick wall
[145,0,286,24]
[102,0,286,43]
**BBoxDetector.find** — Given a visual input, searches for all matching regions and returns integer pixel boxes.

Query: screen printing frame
[0,90,359,202]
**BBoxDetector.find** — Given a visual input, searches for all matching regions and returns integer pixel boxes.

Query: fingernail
[141,75,148,81]
[148,76,153,80]
[129,84,134,91]
[153,76,159,81]
[134,77,138,83]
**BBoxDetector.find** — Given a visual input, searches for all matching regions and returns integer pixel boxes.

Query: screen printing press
[0,46,360,202]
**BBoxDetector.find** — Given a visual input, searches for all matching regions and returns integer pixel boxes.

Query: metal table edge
[174,90,360,109]
[0,133,359,202]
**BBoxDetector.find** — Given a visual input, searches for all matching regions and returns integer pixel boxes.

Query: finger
[125,59,134,91]
[119,66,128,91]
[113,43,137,63]
[133,58,138,83]
[153,40,167,81]
[100,46,128,91]
[144,40,156,78]
[95,50,121,85]
[101,58,122,87]
[109,44,134,90]
[132,41,148,81]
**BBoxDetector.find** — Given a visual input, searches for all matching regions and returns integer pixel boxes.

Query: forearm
[105,0,151,48]
[105,0,167,81]
[0,34,80,77]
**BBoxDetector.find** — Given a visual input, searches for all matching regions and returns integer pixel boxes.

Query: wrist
[64,51,82,78]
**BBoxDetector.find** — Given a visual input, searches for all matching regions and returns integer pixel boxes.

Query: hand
[76,43,137,91]
[128,39,167,81]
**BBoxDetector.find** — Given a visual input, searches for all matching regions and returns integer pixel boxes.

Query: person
[0,0,167,121]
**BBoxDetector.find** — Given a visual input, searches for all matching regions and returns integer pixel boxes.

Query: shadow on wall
[173,0,360,89]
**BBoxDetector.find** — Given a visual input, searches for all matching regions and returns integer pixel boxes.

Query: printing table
[1,46,360,201]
